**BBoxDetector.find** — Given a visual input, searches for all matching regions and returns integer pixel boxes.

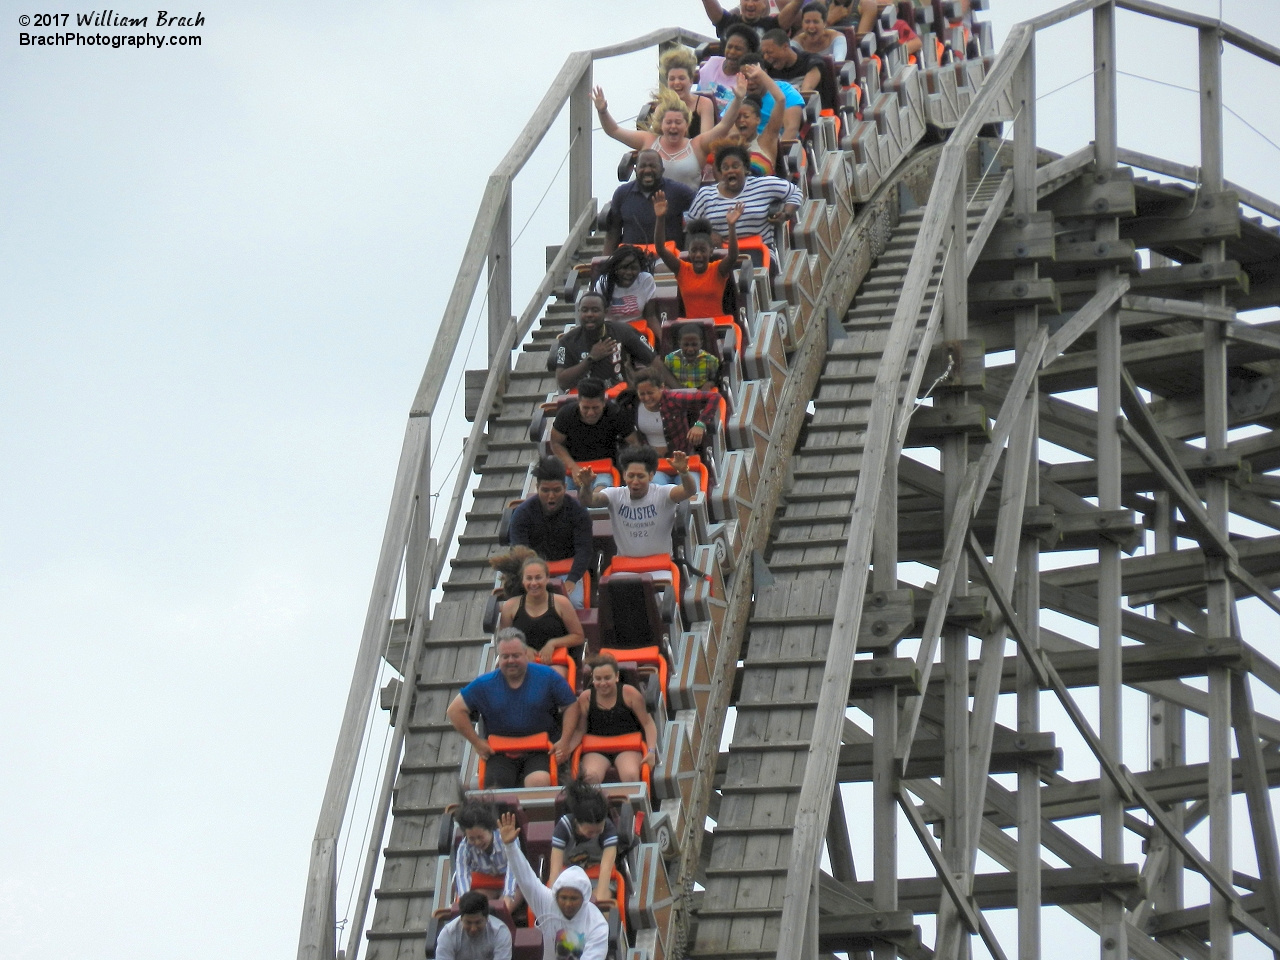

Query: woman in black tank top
[570,653,659,783]
[498,557,584,681]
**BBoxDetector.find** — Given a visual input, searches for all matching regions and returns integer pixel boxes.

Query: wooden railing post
[1011,40,1043,960]
[934,146,972,960]
[488,191,513,366]
[1093,1,1117,169]
[1092,7,1127,960]
[569,64,593,229]
[1198,24,1234,960]
[404,413,431,622]
[298,838,337,960]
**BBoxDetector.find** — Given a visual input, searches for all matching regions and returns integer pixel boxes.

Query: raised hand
[652,190,668,218]
[592,85,608,112]
[670,449,690,475]
[575,465,596,491]
[498,811,520,845]
[725,201,745,228]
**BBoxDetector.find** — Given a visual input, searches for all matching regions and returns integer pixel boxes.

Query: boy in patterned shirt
[663,324,720,390]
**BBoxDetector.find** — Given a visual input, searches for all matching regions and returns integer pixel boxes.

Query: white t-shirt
[593,272,657,324]
[636,404,667,450]
[604,484,679,557]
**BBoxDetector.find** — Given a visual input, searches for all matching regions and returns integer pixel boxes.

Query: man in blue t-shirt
[447,628,580,788]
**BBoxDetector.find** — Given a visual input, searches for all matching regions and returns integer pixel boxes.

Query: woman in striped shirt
[687,143,801,257]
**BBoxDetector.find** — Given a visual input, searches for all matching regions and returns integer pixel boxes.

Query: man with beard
[548,292,655,392]
[603,150,695,253]
[702,0,804,40]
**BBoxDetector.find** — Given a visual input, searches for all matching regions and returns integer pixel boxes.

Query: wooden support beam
[907,773,1183,960]
[835,732,1061,780]
[846,863,1146,914]
[1042,167,1134,218]
[1041,275,1130,364]
[1121,190,1242,247]
[1229,670,1280,942]
[975,752,1280,825]
[1121,293,1236,323]
[817,912,919,953]
[896,786,1012,960]
[969,278,1061,312]
[912,637,1244,695]
[975,210,1055,265]
[897,326,1049,764]
[1039,533,1280,599]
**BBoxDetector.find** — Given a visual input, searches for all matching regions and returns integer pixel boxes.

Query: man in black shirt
[760,28,837,112]
[549,378,641,488]
[604,150,696,254]
[548,290,655,392]
[508,456,593,607]
[703,0,804,40]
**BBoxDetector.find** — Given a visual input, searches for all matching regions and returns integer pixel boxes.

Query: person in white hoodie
[498,812,610,960]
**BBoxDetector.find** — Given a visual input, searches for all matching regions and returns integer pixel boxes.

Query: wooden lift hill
[298,4,1280,960]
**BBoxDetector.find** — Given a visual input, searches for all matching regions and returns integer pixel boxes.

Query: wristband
[694,421,705,429]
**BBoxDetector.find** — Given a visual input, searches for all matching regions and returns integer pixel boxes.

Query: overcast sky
[3,2,1279,958]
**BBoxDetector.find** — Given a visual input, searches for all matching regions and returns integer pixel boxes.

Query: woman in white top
[591,245,657,326]
[592,83,743,193]
[696,23,760,110]
[655,47,718,138]
[792,1,848,59]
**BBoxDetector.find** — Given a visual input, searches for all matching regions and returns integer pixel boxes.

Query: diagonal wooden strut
[966,534,1280,955]
[896,785,1012,960]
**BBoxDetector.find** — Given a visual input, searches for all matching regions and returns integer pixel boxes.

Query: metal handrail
[297,25,712,960]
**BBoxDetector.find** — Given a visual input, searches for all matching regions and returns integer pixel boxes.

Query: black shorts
[585,749,642,766]
[485,750,552,788]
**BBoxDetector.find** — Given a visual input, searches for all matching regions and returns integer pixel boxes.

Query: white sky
[2,1,1278,958]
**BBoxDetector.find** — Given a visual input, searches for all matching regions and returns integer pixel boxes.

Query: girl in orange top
[651,194,744,319]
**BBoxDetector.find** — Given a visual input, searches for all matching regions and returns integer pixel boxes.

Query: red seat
[546,558,591,610]
[625,318,656,348]
[477,734,558,789]
[604,554,681,601]
[549,645,578,692]
[576,458,621,487]
[658,453,709,494]
[599,645,668,697]
[735,235,771,273]
[572,731,653,791]
[586,863,628,935]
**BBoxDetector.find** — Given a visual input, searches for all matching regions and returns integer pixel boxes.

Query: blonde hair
[644,89,690,134]
[659,46,698,88]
